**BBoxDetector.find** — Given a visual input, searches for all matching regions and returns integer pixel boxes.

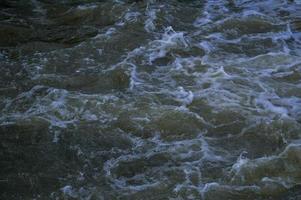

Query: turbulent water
[1,0,301,199]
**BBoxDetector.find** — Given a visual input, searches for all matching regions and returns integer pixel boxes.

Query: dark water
[1,0,301,199]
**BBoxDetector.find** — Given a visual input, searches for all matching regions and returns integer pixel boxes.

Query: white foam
[171,56,203,72]
[128,62,141,90]
[255,93,289,117]
[82,111,98,121]
[105,28,117,36]
[295,0,301,4]
[242,10,267,18]
[199,41,213,54]
[52,130,60,143]
[148,26,188,63]
[77,4,97,10]
[231,151,249,180]
[144,7,157,32]
[174,86,194,106]
[61,185,78,198]
[103,132,225,193]
[200,182,220,199]
[124,12,141,22]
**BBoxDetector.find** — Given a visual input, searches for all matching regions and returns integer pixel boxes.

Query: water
[0,0,301,199]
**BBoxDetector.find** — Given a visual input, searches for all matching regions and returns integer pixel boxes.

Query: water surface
[1,0,301,199]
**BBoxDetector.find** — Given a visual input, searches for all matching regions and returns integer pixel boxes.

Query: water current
[1,0,301,199]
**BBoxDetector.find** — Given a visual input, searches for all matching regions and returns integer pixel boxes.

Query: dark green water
[1,0,301,199]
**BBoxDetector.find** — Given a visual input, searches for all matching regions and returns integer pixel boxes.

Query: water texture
[1,0,301,199]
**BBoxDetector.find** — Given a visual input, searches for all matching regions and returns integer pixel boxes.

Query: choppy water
[1,0,301,199]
